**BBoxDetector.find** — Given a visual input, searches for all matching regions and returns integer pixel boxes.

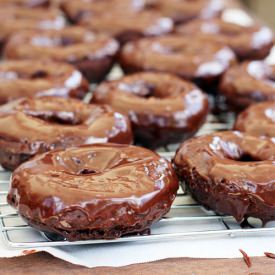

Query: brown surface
[0,252,275,274]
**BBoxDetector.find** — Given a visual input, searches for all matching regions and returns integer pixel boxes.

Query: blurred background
[243,0,275,30]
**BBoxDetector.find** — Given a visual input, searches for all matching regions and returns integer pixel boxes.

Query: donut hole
[31,35,77,48]
[28,111,82,125]
[119,81,169,99]
[10,194,16,204]
[78,168,98,175]
[237,153,260,162]
[30,70,48,79]
[119,81,154,98]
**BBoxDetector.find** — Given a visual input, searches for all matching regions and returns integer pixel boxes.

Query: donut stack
[2,0,275,241]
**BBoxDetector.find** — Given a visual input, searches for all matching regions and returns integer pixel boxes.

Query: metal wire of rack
[0,114,274,248]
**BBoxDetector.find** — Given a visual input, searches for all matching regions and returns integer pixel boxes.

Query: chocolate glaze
[0,0,49,8]
[4,27,119,83]
[92,72,209,148]
[173,131,275,224]
[0,6,65,50]
[119,35,236,89]
[176,19,274,60]
[220,61,275,110]
[0,97,133,170]
[8,144,179,241]
[145,0,224,24]
[62,0,173,44]
[235,102,275,137]
[0,60,89,104]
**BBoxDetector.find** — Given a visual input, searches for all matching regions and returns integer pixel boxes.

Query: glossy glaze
[0,97,133,170]
[235,102,275,137]
[8,144,179,241]
[92,72,209,148]
[4,27,119,82]
[173,131,275,223]
[220,61,275,110]
[0,60,89,103]
[119,35,236,85]
[62,0,173,44]
[176,18,274,60]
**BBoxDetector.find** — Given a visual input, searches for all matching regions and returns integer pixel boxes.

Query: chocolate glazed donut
[61,0,173,44]
[0,97,133,170]
[219,61,275,110]
[0,60,89,104]
[234,102,275,137]
[8,144,179,241]
[4,27,119,83]
[92,72,209,148]
[173,131,275,224]
[0,7,65,51]
[176,19,274,60]
[119,35,236,90]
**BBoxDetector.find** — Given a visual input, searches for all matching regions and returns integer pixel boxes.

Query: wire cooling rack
[0,112,274,248]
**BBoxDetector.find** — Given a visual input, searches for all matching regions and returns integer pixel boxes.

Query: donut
[176,19,274,60]
[0,60,89,104]
[0,97,133,170]
[4,27,119,83]
[234,102,275,137]
[0,0,49,8]
[173,131,275,224]
[119,35,236,89]
[145,0,224,24]
[8,143,179,241]
[0,7,65,50]
[61,0,173,44]
[92,72,209,148]
[219,61,275,110]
